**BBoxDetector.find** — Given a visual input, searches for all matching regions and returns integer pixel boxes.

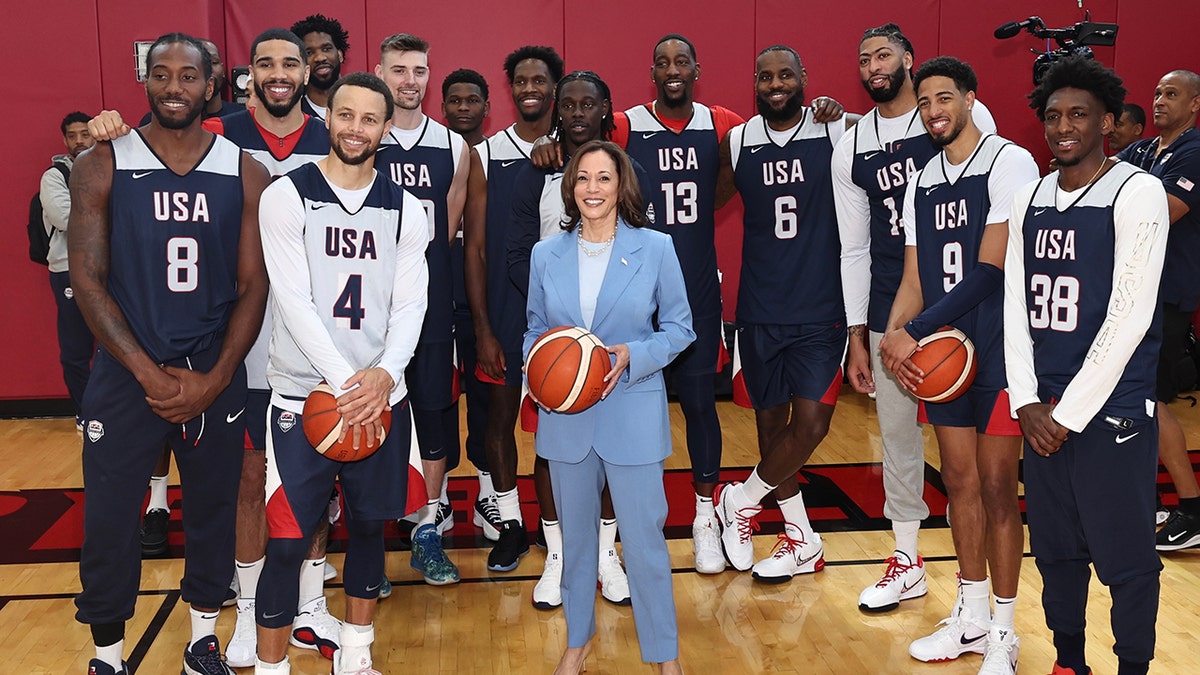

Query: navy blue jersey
[300,96,326,122]
[479,127,534,353]
[1118,127,1200,311]
[1020,164,1162,419]
[377,117,463,343]
[849,110,937,330]
[624,103,721,317]
[909,135,1030,390]
[730,113,845,325]
[107,130,244,363]
[213,110,328,178]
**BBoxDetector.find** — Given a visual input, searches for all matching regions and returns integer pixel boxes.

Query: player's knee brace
[413,407,446,461]
[342,518,386,599]
[674,372,722,483]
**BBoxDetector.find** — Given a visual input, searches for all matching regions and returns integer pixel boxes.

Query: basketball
[909,326,977,403]
[525,326,610,413]
[302,382,390,462]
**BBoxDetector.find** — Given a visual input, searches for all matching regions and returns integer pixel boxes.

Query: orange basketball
[525,326,610,413]
[302,382,390,462]
[909,326,977,403]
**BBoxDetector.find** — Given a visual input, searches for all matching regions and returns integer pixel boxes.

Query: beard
[757,88,805,125]
[861,66,907,103]
[253,79,304,118]
[332,135,376,166]
[929,115,967,148]
[148,92,205,130]
[310,62,342,91]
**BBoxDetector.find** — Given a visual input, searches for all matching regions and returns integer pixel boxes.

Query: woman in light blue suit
[524,140,694,674]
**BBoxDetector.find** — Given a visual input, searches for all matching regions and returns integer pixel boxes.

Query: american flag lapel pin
[621,257,628,266]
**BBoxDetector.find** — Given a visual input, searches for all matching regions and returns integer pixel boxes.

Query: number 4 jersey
[730,111,845,325]
[107,130,244,363]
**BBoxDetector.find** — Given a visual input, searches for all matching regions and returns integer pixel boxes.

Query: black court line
[128,591,179,673]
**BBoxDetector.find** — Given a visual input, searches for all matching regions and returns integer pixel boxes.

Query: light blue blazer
[523,221,695,466]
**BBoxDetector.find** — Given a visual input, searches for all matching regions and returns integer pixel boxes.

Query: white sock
[598,518,618,552]
[542,519,563,555]
[741,467,776,505]
[417,498,438,527]
[298,557,325,609]
[776,492,813,538]
[477,471,495,499]
[695,493,715,520]
[439,473,450,505]
[236,557,264,602]
[338,622,374,671]
[188,606,219,648]
[496,487,522,523]
[255,656,290,674]
[147,475,169,513]
[993,595,1016,631]
[960,576,991,622]
[96,640,124,670]
[892,520,920,562]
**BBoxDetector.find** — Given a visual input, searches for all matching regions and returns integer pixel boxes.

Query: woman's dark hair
[560,140,646,231]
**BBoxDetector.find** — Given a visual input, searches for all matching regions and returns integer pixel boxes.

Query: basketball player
[85,27,338,666]
[374,33,471,586]
[1010,55,1168,675]
[833,23,996,612]
[291,14,350,122]
[463,45,563,568]
[255,71,429,675]
[1116,70,1200,552]
[70,33,269,675]
[710,45,851,585]
[506,70,650,608]
[439,67,497,542]
[879,56,1038,673]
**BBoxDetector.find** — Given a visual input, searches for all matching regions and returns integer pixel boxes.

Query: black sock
[91,621,124,647]
[1117,658,1149,675]
[1054,631,1087,674]
[1178,496,1200,516]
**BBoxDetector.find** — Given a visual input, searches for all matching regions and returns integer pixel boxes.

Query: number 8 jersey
[108,130,244,363]
[730,111,845,325]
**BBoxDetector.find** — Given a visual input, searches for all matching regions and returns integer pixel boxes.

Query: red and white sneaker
[714,482,762,571]
[857,551,928,612]
[750,528,824,584]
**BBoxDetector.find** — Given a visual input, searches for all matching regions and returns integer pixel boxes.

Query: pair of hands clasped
[525,343,630,410]
[335,368,395,451]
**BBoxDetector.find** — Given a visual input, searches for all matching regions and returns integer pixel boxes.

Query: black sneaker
[182,635,233,675]
[487,520,530,572]
[87,659,127,675]
[1156,492,1169,526]
[434,501,455,535]
[1157,509,1200,551]
[140,508,169,557]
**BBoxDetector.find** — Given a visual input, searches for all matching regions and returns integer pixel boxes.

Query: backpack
[28,162,70,265]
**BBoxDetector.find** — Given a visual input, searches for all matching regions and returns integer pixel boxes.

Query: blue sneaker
[182,634,233,675]
[378,576,393,599]
[87,660,127,675]
[410,523,460,585]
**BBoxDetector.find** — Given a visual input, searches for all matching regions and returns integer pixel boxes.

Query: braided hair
[548,70,614,142]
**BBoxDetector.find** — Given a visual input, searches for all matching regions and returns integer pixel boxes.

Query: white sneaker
[750,529,824,584]
[290,596,341,659]
[332,648,381,675]
[224,600,256,668]
[715,482,762,571]
[908,606,990,662]
[532,552,563,609]
[323,561,338,581]
[858,552,928,612]
[597,548,631,605]
[978,626,1020,674]
[692,516,726,574]
[472,494,502,541]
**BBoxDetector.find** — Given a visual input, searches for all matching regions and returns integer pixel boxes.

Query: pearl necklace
[578,225,616,257]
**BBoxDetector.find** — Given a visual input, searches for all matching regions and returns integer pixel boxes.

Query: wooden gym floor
[2,387,1198,674]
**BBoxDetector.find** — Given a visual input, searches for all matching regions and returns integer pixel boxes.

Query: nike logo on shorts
[1116,432,1140,444]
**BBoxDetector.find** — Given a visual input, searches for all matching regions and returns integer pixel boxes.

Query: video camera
[993,13,1118,85]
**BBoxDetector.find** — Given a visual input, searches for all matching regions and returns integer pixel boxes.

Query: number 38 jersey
[108,130,244,363]
[904,133,1038,390]
[730,112,845,325]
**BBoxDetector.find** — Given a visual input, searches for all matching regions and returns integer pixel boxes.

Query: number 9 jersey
[107,130,244,363]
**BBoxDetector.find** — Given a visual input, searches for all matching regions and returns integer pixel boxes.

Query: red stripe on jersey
[266,488,303,539]
[201,117,225,135]
[520,394,539,433]
[917,401,930,425]
[450,362,461,402]
[243,429,254,451]
[731,371,754,409]
[819,368,843,406]
[984,389,1023,436]
[206,107,313,161]
[709,105,746,142]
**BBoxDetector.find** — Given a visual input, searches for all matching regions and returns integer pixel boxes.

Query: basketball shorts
[735,322,845,410]
[243,389,270,451]
[668,310,723,377]
[918,387,1021,435]
[406,338,457,411]
[264,399,413,539]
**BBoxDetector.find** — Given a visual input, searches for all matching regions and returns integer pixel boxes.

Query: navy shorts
[668,310,723,376]
[243,389,270,451]
[406,339,456,411]
[918,387,1022,435]
[736,322,846,410]
[265,400,413,539]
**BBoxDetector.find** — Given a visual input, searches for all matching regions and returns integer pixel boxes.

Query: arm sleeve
[611,111,631,149]
[40,165,72,232]
[259,177,358,390]
[378,191,431,394]
[506,165,542,298]
[902,169,920,246]
[832,129,872,326]
[905,263,1003,340]
[986,145,1041,225]
[1003,181,1041,414]
[625,238,696,385]
[711,105,747,141]
[1051,175,1170,431]
[972,100,998,134]
[1158,145,1200,211]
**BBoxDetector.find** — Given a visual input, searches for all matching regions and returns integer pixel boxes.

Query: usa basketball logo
[277,411,297,432]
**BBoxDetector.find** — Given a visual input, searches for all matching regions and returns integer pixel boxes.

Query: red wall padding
[4,0,1197,401]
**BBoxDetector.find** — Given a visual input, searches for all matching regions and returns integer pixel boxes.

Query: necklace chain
[1059,158,1107,190]
[578,226,616,257]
